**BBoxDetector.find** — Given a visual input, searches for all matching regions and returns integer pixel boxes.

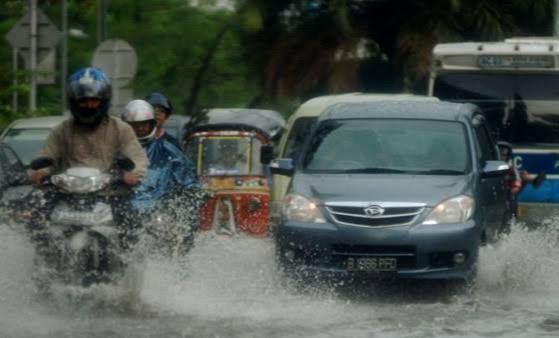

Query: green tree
[239,0,554,99]
[1,0,554,130]
[108,0,259,115]
[0,0,265,130]
[0,0,27,128]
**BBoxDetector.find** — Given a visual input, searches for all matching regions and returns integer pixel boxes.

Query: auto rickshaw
[183,108,285,236]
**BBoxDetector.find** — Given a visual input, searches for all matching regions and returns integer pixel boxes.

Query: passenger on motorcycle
[144,92,181,149]
[122,100,204,256]
[28,67,148,250]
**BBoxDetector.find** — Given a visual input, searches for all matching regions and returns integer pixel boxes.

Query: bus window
[429,39,559,221]
[433,73,559,145]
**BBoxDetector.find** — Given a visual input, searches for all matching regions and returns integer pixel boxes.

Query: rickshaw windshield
[194,136,264,176]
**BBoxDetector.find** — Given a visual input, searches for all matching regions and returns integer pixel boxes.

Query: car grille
[325,203,424,228]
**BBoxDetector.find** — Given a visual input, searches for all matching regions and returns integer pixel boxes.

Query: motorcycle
[29,157,143,292]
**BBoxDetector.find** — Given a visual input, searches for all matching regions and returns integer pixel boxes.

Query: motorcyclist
[28,67,148,250]
[122,99,204,255]
[144,92,181,149]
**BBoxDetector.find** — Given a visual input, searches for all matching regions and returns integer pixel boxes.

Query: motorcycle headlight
[52,173,111,193]
[282,193,326,223]
[423,195,474,225]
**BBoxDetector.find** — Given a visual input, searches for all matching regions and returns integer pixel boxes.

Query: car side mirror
[260,145,274,165]
[269,158,295,176]
[29,157,54,170]
[482,160,510,178]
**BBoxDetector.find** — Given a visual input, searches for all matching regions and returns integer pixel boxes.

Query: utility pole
[61,0,67,113]
[29,0,38,111]
[12,48,18,114]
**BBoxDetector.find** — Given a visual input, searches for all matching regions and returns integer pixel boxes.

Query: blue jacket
[159,131,182,150]
[130,137,197,210]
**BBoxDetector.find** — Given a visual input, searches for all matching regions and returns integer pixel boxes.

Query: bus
[429,38,559,222]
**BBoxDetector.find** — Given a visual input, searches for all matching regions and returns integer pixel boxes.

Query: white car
[0,116,67,166]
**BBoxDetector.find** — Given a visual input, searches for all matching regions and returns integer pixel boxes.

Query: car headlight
[422,195,474,225]
[282,193,326,223]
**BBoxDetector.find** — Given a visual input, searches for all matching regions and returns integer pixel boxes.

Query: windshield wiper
[340,167,407,174]
[419,169,465,175]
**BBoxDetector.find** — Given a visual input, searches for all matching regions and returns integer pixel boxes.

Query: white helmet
[122,99,156,144]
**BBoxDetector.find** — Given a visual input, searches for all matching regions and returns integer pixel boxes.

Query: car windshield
[2,128,51,166]
[303,119,471,174]
[187,136,265,176]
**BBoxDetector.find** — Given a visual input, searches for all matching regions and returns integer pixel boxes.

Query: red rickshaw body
[184,109,285,236]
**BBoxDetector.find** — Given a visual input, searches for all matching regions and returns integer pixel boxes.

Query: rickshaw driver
[208,141,247,175]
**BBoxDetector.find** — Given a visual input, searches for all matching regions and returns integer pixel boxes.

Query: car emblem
[364,205,385,217]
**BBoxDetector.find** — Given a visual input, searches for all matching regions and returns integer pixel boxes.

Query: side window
[184,138,199,174]
[282,117,317,159]
[475,122,498,163]
[3,146,22,167]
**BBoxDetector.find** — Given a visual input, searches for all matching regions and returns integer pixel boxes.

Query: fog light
[284,250,296,262]
[453,252,466,265]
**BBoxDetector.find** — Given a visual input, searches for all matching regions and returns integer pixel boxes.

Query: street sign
[5,8,61,64]
[92,39,138,116]
[92,39,137,81]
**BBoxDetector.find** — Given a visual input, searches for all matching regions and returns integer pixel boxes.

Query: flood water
[1,219,559,338]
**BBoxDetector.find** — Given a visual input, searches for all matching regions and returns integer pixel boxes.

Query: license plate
[346,257,397,272]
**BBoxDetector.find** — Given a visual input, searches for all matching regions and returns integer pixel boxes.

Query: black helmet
[67,67,111,126]
[145,92,172,116]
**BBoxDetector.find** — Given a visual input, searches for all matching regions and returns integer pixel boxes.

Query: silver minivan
[272,100,510,282]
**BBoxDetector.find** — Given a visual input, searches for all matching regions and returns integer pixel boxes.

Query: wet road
[1,220,559,338]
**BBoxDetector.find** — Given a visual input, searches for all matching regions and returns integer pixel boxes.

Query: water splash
[2,216,559,337]
[141,233,347,323]
[478,220,559,293]
[0,224,35,310]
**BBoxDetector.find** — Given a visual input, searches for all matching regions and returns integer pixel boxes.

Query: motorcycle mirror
[114,157,135,171]
[29,157,54,170]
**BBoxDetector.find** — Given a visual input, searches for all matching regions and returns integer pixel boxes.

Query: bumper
[275,220,480,280]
